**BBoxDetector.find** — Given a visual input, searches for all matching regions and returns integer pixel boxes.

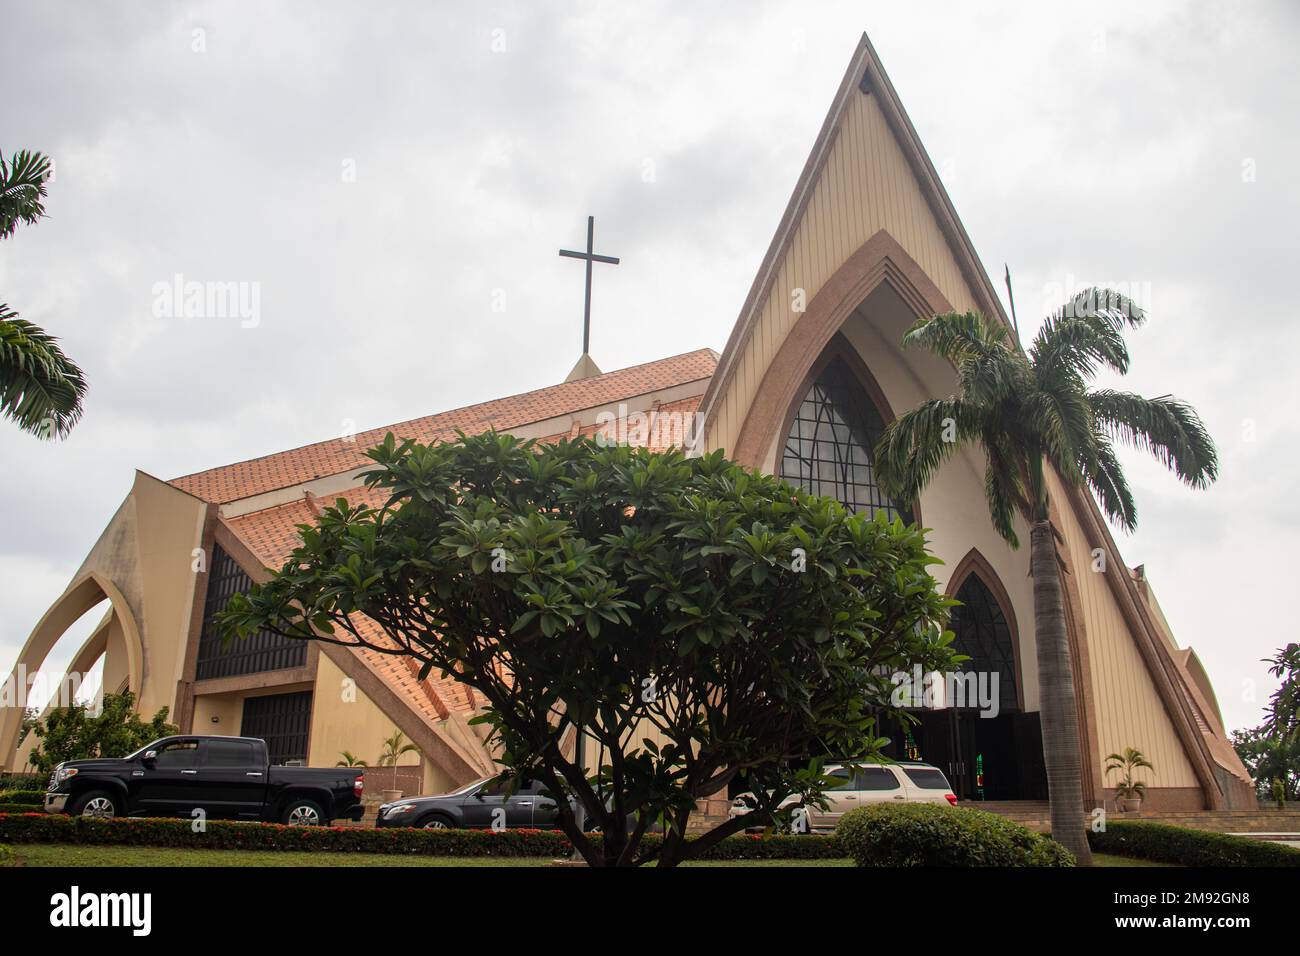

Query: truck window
[203,740,258,768]
[154,740,198,768]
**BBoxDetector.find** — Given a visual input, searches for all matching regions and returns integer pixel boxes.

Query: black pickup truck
[42,735,365,825]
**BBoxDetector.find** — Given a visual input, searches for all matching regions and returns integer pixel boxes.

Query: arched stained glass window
[780,355,911,522]
[950,574,1019,714]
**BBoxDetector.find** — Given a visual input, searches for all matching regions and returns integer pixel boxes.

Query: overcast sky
[1,0,1296,735]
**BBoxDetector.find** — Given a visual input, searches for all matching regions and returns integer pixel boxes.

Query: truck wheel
[282,799,325,826]
[69,790,119,819]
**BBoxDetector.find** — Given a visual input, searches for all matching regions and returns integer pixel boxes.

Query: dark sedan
[376,776,572,830]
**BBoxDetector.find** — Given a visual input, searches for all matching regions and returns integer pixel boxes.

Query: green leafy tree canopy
[1232,724,1300,801]
[28,692,177,772]
[1264,643,1299,743]
[220,433,958,866]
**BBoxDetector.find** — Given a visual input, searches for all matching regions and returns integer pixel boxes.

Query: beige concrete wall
[129,473,208,719]
[707,86,981,459]
[103,614,131,698]
[12,722,39,772]
[191,691,244,735]
[1049,471,1198,789]
[307,654,421,771]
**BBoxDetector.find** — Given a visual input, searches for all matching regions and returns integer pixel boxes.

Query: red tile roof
[172,349,717,504]
[218,367,713,728]
[225,488,473,720]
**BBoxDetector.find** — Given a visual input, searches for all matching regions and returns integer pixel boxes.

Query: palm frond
[955,346,1032,409]
[0,306,87,439]
[982,427,1034,527]
[1030,310,1132,381]
[0,149,52,240]
[1079,431,1137,530]
[1058,287,1146,329]
[1021,389,1088,487]
[875,397,983,501]
[900,311,1010,367]
[983,457,1020,547]
[1088,389,1219,489]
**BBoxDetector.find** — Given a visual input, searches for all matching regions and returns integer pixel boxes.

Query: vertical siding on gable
[709,89,980,456]
[1048,472,1198,789]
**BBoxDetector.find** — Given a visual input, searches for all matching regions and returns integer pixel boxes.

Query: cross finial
[559,216,619,363]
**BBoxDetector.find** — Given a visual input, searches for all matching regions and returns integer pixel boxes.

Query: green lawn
[4,844,849,867]
[1090,852,1176,867]
[4,844,1159,867]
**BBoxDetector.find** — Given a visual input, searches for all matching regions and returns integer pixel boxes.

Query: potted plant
[376,731,418,801]
[1106,747,1153,812]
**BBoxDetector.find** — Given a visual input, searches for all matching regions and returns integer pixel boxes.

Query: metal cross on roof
[559,215,619,356]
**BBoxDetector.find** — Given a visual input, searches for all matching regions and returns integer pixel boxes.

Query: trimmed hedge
[0,803,40,814]
[0,813,843,860]
[1089,820,1300,867]
[0,775,44,792]
[836,803,1075,867]
[0,790,45,804]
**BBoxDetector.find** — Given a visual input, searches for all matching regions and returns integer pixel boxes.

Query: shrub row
[1089,820,1300,867]
[0,813,572,856]
[836,803,1075,867]
[0,775,44,791]
[0,803,40,814]
[0,790,45,804]
[0,813,843,860]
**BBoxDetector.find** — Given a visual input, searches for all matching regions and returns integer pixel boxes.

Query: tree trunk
[1029,519,1093,866]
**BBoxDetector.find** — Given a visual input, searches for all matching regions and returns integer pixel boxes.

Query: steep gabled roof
[172,348,717,504]
[699,32,1010,437]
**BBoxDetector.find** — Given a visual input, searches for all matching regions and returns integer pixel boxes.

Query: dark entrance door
[893,569,1048,802]
[240,691,312,765]
[905,709,1046,801]
[910,709,976,799]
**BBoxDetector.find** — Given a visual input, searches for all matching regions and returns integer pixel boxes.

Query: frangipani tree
[220,433,958,866]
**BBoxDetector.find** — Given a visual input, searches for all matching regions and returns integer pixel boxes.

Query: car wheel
[69,790,118,819]
[282,799,325,826]
[419,813,454,830]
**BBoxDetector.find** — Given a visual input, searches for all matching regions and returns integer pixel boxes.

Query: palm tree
[376,730,418,768]
[1105,746,1154,809]
[0,149,86,438]
[376,730,419,792]
[336,750,366,768]
[875,290,1218,864]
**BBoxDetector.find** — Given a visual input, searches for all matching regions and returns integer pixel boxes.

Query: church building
[0,34,1252,811]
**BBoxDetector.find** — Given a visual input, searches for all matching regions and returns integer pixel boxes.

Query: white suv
[729,762,957,832]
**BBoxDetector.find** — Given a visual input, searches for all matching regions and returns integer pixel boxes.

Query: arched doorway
[903,557,1047,801]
